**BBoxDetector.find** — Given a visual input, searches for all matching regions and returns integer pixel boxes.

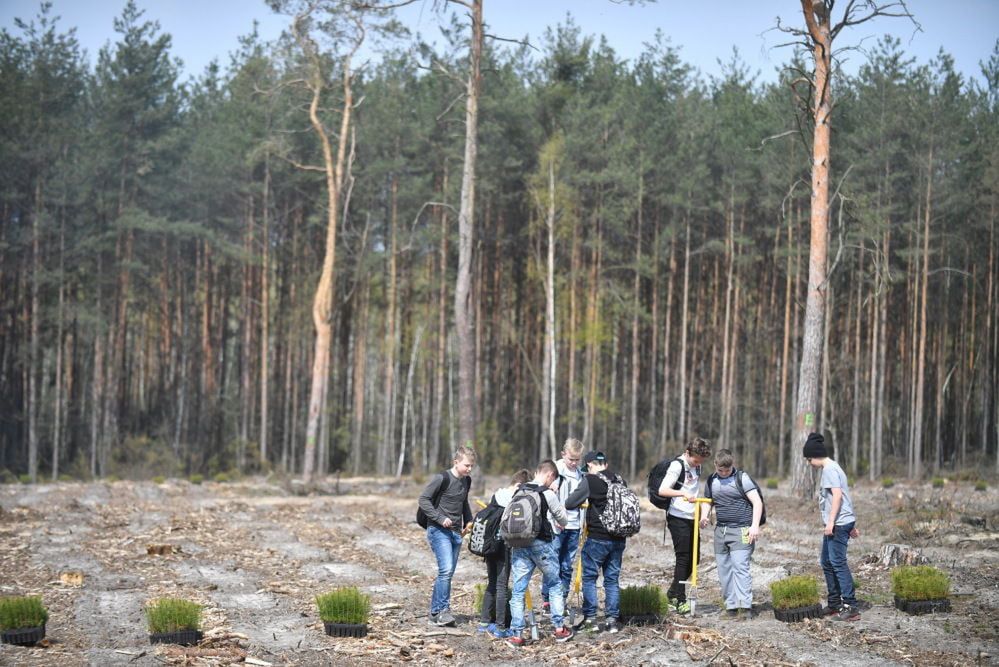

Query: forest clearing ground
[0,477,996,666]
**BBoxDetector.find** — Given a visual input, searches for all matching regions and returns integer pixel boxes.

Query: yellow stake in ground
[682,498,713,615]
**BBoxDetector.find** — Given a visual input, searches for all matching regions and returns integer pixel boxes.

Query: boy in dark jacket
[417,445,475,626]
[478,468,531,639]
[564,450,628,633]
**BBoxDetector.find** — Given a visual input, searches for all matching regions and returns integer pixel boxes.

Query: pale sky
[2,1,997,86]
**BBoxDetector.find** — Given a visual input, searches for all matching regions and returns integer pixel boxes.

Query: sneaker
[821,605,841,616]
[435,610,457,626]
[507,633,527,648]
[603,618,621,634]
[673,600,691,615]
[724,608,739,619]
[541,601,551,615]
[488,626,511,640]
[834,605,861,622]
[572,616,596,632]
[553,626,574,642]
[428,612,440,625]
[476,622,492,634]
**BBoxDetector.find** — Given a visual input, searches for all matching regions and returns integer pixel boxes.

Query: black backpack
[647,456,686,510]
[467,497,505,557]
[705,469,767,526]
[416,471,471,529]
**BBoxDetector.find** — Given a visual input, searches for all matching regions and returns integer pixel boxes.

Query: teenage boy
[542,438,586,615]
[418,445,476,626]
[656,437,712,613]
[700,449,763,619]
[507,460,573,646]
[478,468,531,639]
[803,432,862,622]
[564,450,628,633]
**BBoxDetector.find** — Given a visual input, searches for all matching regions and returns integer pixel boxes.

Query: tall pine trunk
[454,0,483,450]
[791,1,833,496]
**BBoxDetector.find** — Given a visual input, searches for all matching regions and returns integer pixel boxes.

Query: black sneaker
[572,616,596,632]
[821,604,840,616]
[602,618,621,633]
[724,609,739,619]
[834,605,861,622]
[435,610,457,626]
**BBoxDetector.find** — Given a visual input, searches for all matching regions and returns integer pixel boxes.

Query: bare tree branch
[484,32,538,51]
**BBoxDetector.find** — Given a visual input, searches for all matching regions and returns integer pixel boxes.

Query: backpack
[467,498,505,557]
[416,471,471,529]
[597,473,642,537]
[705,469,767,526]
[499,484,545,547]
[647,456,686,510]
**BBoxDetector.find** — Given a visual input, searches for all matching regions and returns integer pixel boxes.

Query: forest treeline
[1,1,997,483]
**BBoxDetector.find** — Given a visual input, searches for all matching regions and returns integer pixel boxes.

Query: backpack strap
[704,472,718,499]
[430,470,452,509]
[670,456,686,491]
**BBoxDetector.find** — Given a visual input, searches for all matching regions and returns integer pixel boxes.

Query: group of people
[416,432,860,647]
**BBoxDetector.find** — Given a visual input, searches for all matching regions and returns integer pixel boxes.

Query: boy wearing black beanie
[803,433,861,621]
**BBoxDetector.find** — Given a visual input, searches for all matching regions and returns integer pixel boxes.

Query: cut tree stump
[878,543,927,567]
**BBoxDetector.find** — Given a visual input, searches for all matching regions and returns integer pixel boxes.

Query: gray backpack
[500,484,545,547]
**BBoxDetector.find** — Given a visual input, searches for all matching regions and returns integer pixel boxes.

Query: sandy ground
[0,475,997,666]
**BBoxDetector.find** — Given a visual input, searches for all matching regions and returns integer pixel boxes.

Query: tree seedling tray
[893,596,951,615]
[149,629,203,646]
[1,625,46,646]
[324,622,368,638]
[773,604,823,623]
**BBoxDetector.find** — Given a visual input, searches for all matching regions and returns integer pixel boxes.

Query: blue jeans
[542,529,580,603]
[510,540,564,632]
[582,537,626,620]
[427,524,462,615]
[820,522,856,608]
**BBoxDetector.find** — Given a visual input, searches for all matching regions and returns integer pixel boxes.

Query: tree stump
[879,543,927,567]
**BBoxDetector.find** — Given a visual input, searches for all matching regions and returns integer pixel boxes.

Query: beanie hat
[802,432,827,459]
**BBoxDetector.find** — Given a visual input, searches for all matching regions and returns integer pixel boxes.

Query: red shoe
[541,601,551,614]
[507,634,527,648]
[553,627,574,643]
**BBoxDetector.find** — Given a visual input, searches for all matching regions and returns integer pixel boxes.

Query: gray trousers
[714,525,755,610]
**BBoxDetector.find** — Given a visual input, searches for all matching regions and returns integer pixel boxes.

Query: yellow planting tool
[474,498,487,509]
[524,588,538,640]
[569,516,588,626]
[680,498,712,617]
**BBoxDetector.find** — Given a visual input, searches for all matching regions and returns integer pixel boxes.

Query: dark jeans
[581,537,626,619]
[542,529,580,604]
[481,547,511,628]
[667,514,694,602]
[821,521,857,608]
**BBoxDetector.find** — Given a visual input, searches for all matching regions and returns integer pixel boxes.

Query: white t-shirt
[664,455,701,520]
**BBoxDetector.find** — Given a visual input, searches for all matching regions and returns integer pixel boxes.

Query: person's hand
[461,522,473,537]
[823,523,834,536]
[699,518,710,529]
[849,527,860,539]
[747,526,760,544]
[441,517,453,529]
[684,495,697,503]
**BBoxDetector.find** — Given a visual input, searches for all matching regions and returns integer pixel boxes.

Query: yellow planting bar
[690,498,713,587]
